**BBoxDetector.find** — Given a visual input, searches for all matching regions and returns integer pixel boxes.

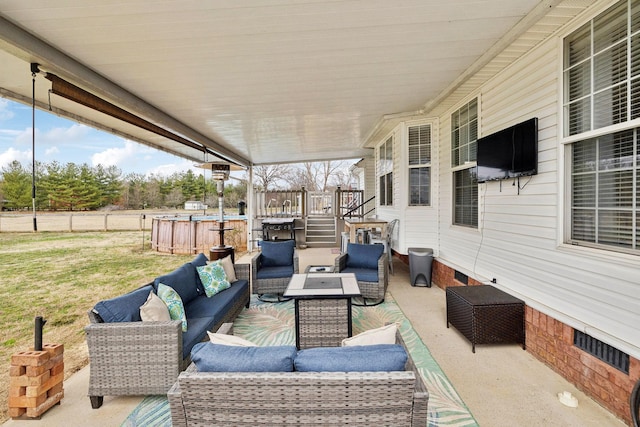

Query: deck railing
[254,190,304,218]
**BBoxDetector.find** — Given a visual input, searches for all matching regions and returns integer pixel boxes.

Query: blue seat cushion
[294,344,407,372]
[181,317,214,360]
[181,280,249,359]
[191,342,297,372]
[185,280,249,320]
[256,265,294,279]
[190,253,209,290]
[340,267,379,283]
[93,285,153,323]
[346,243,384,269]
[260,240,295,267]
[154,262,201,305]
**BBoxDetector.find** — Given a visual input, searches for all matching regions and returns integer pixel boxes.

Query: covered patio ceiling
[0,1,581,167]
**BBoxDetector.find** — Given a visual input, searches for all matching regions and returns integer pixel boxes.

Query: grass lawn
[0,231,198,423]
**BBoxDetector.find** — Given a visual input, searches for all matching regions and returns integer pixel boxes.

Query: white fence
[0,213,150,232]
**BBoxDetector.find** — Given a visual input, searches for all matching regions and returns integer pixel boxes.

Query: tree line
[0,160,246,211]
[0,160,353,212]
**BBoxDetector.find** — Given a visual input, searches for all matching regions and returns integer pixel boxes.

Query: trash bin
[408,247,433,287]
[237,200,246,216]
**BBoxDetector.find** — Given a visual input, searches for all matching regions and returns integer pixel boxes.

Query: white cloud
[40,124,91,145]
[145,159,202,177]
[45,146,60,156]
[0,147,31,169]
[91,140,140,168]
[0,99,15,121]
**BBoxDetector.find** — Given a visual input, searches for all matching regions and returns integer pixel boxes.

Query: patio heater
[199,161,242,262]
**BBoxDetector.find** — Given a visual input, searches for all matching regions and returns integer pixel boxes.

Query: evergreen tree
[95,165,123,207]
[0,161,31,210]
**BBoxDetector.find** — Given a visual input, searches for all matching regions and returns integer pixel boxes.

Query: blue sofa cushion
[190,253,209,291]
[154,262,200,305]
[185,280,249,321]
[260,240,295,267]
[346,243,384,269]
[93,285,153,323]
[181,317,213,360]
[340,267,379,283]
[191,342,297,372]
[294,344,407,372]
[182,280,249,359]
[256,265,294,279]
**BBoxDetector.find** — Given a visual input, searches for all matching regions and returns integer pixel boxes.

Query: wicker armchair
[168,323,429,426]
[251,240,299,300]
[85,264,250,409]
[334,243,388,305]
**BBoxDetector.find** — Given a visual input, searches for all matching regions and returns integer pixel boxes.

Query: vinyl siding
[434,12,639,358]
[372,1,639,359]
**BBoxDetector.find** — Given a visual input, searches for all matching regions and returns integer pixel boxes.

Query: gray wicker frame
[334,251,388,305]
[85,264,250,409]
[168,323,429,426]
[250,248,299,297]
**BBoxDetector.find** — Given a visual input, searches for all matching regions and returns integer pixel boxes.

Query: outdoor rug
[122,294,478,426]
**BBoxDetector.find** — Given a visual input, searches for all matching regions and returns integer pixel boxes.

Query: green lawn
[0,231,196,422]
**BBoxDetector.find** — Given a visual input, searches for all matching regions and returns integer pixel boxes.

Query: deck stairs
[304,216,337,247]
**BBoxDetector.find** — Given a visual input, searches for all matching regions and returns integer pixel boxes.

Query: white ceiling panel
[0,0,595,166]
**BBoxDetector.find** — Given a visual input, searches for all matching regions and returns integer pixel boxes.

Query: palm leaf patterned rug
[122,294,478,426]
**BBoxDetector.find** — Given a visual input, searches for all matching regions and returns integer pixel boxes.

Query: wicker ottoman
[446,285,525,353]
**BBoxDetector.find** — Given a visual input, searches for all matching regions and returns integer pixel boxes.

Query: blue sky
[0,97,202,176]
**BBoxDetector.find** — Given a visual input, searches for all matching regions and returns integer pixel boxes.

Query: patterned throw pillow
[157,283,187,332]
[196,261,231,297]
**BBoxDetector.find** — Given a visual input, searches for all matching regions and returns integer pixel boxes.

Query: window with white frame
[378,136,393,206]
[451,99,478,227]
[564,0,639,254]
[408,124,431,206]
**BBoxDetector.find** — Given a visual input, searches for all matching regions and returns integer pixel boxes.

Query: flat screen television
[476,117,538,183]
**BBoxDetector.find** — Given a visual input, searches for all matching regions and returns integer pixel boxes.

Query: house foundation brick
[427,259,638,425]
[8,343,64,419]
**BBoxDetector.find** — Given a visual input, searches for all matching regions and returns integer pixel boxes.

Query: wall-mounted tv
[476,117,538,183]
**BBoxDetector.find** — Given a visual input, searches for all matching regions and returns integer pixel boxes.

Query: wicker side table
[446,285,525,353]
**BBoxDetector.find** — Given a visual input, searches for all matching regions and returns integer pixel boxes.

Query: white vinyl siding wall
[403,120,439,254]
[365,0,638,359]
[433,11,639,358]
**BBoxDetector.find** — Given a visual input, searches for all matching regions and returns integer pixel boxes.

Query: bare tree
[252,164,292,191]
[282,161,349,191]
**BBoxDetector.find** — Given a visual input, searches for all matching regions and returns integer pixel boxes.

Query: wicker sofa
[167,323,429,426]
[85,254,250,409]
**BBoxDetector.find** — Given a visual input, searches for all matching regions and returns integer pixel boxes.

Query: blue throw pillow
[190,253,208,292]
[93,285,154,323]
[346,243,384,269]
[260,240,295,267]
[191,342,297,372]
[294,344,407,372]
[154,263,200,304]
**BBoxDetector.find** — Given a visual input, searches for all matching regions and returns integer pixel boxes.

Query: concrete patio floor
[3,247,625,426]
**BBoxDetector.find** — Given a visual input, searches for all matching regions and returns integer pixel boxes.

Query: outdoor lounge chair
[251,239,299,300]
[334,242,388,305]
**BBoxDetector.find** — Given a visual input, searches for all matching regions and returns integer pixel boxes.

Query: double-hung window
[451,99,478,227]
[408,124,431,206]
[564,0,640,254]
[378,136,393,206]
